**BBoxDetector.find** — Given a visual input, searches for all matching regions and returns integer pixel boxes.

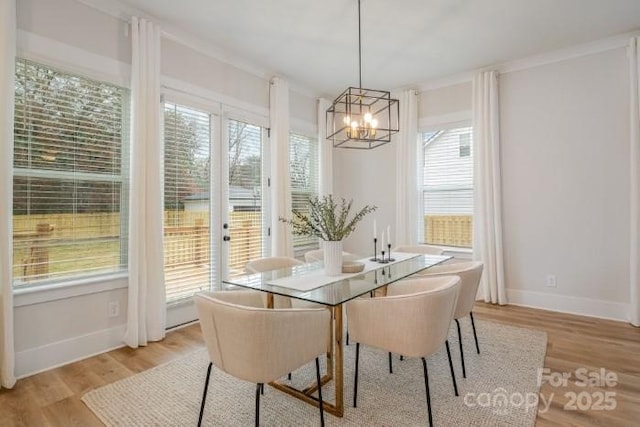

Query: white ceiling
[117,0,640,96]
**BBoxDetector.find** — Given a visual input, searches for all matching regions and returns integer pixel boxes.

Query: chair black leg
[255,383,261,427]
[400,355,404,361]
[470,312,480,354]
[388,352,393,374]
[455,318,466,378]
[315,357,325,427]
[288,372,292,381]
[346,331,349,346]
[198,362,213,427]
[260,383,264,395]
[353,343,360,408]
[421,358,433,427]
[445,340,459,396]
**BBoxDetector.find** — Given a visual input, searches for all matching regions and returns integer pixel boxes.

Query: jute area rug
[83,320,547,426]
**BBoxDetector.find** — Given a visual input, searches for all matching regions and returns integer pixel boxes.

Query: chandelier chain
[358,0,362,88]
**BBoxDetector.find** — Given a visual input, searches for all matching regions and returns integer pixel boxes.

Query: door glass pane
[227,119,265,277]
[163,103,212,302]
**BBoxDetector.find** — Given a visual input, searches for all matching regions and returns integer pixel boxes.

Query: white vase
[323,240,343,276]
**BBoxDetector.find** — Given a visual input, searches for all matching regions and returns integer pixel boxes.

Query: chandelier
[326,0,399,149]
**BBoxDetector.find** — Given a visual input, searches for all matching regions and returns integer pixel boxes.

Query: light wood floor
[1,303,639,426]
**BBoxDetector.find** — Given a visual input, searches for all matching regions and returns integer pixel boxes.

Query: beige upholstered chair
[417,261,484,378]
[303,249,358,263]
[195,291,330,426]
[347,276,460,426]
[393,244,444,255]
[246,256,303,309]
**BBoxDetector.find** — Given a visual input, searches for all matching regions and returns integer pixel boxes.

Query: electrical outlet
[546,274,557,288]
[108,301,120,318]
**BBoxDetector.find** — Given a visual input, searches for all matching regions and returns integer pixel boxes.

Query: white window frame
[419,114,474,256]
[13,32,131,304]
[12,58,130,293]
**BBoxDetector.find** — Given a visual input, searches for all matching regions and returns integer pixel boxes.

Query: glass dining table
[222,252,452,417]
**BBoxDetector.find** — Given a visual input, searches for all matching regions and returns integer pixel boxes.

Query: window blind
[13,59,129,286]
[227,119,265,277]
[163,103,212,303]
[421,126,473,248]
[289,132,320,253]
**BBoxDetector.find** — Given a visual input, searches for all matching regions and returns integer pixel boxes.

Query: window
[421,126,473,248]
[289,132,319,253]
[13,59,129,287]
[163,103,212,303]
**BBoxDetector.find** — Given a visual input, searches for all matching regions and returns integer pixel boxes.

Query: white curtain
[269,77,294,257]
[125,17,166,347]
[628,37,640,327]
[472,71,507,305]
[318,98,333,197]
[0,0,16,389]
[395,89,419,246]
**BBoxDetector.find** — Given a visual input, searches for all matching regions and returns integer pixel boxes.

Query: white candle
[373,219,377,239]
[381,230,385,250]
[387,225,391,246]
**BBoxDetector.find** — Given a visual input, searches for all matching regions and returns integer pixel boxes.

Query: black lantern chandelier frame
[326,0,400,150]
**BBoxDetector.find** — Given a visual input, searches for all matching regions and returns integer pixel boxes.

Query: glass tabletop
[222,253,453,307]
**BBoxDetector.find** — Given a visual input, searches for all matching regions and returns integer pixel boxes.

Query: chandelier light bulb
[343,116,350,125]
[371,118,378,128]
[364,112,372,123]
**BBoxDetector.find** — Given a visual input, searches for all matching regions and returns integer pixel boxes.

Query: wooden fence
[424,215,472,248]
[14,211,264,280]
[14,212,473,281]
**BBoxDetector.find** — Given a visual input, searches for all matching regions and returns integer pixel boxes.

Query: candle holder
[378,250,389,264]
[387,243,395,262]
[369,237,379,261]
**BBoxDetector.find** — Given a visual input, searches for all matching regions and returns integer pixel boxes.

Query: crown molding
[418,29,640,93]
[73,0,321,99]
[497,30,637,75]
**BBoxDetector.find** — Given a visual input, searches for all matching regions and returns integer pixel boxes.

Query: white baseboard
[15,324,126,379]
[505,289,629,323]
[166,300,198,329]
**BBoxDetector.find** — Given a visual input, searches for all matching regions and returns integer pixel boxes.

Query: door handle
[223,235,231,242]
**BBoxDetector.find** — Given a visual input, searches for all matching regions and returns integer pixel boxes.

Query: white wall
[418,81,472,119]
[290,89,317,131]
[161,38,269,109]
[336,47,632,321]
[500,48,630,315]
[333,143,397,254]
[13,0,318,378]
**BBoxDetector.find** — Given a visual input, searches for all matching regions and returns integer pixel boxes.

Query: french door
[163,100,270,307]
[221,117,270,280]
